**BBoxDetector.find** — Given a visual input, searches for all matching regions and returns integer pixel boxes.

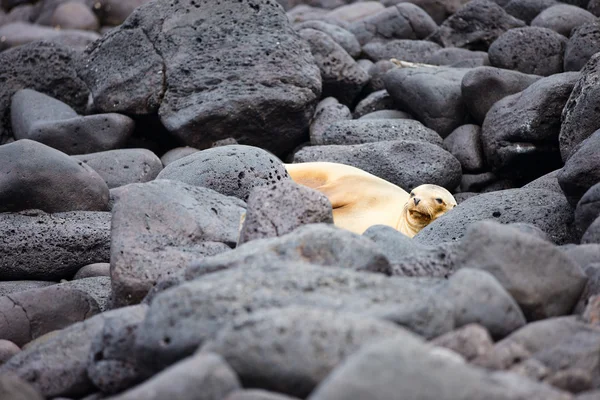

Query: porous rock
[309,98,352,143]
[503,0,558,25]
[558,130,600,206]
[565,22,600,72]
[0,282,56,297]
[352,89,397,118]
[0,22,100,52]
[575,183,600,237]
[425,48,489,67]
[443,124,484,173]
[294,20,361,58]
[531,4,597,38]
[362,39,441,63]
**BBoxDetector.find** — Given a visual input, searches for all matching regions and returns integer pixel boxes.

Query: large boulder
[79,0,322,156]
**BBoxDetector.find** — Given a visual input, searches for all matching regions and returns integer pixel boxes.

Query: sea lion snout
[413,197,420,205]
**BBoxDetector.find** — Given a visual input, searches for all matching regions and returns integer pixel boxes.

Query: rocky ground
[1,0,600,399]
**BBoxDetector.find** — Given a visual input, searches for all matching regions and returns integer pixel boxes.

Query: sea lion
[284,162,456,237]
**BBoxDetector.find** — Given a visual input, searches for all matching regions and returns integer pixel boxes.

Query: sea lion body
[284,162,456,236]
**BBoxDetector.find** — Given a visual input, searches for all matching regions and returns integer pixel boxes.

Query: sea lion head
[401,184,457,237]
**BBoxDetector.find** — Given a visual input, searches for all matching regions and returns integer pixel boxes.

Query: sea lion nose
[414,197,420,205]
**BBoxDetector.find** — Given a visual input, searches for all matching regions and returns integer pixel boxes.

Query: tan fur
[285,162,456,236]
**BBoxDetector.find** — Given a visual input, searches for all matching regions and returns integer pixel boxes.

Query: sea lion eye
[410,192,414,197]
[435,198,444,204]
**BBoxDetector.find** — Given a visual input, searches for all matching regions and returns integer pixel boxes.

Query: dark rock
[200,307,406,398]
[73,149,162,189]
[291,140,462,190]
[364,59,396,93]
[135,263,455,372]
[298,28,369,106]
[0,374,43,400]
[545,369,593,394]
[560,53,600,161]
[414,188,576,245]
[384,66,470,137]
[0,22,100,51]
[0,281,55,296]
[187,224,392,279]
[590,0,600,16]
[575,184,600,237]
[11,89,134,155]
[308,335,571,400]
[294,20,361,58]
[0,210,110,281]
[488,27,567,76]
[583,293,600,323]
[0,140,109,212]
[51,1,99,31]
[358,110,412,120]
[79,0,321,156]
[385,0,466,25]
[2,4,33,24]
[504,0,559,24]
[458,173,508,193]
[427,0,525,51]
[156,145,290,201]
[531,4,596,38]
[238,181,333,244]
[224,390,300,400]
[481,72,579,180]
[461,66,541,124]
[431,324,494,361]
[565,23,600,72]
[348,3,437,45]
[0,306,158,398]
[558,130,600,206]
[0,340,20,364]
[425,48,489,67]
[310,98,352,143]
[582,217,600,244]
[522,169,563,193]
[352,89,397,118]
[362,39,441,62]
[443,124,485,173]
[0,41,90,144]
[454,192,478,203]
[311,118,443,146]
[159,146,200,166]
[87,304,149,394]
[106,352,240,400]
[363,225,456,277]
[0,282,101,347]
[453,221,587,320]
[110,179,245,307]
[73,263,110,280]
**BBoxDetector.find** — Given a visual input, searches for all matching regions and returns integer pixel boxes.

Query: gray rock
[509,222,551,241]
[427,0,525,50]
[0,340,20,365]
[459,172,501,193]
[200,307,408,398]
[481,72,579,180]
[578,390,600,400]
[442,268,526,338]
[461,66,541,124]
[358,110,412,120]
[60,277,112,312]
[238,181,332,244]
[89,0,149,26]
[0,139,109,213]
[308,335,571,400]
[188,224,391,278]
[50,1,99,31]
[504,0,558,24]
[0,374,43,400]
[224,390,300,400]
[426,48,489,66]
[0,281,56,297]
[362,39,441,62]
[110,179,245,307]
[363,224,456,277]
[560,244,600,271]
[79,0,321,156]
[560,52,600,160]
[73,149,162,189]
[135,263,455,372]
[0,282,101,347]
[558,130,600,206]
[105,352,240,400]
[0,306,161,398]
[309,98,352,143]
[565,22,600,72]
[291,140,462,190]
[545,368,593,394]
[415,188,576,245]
[298,28,369,106]
[488,27,567,76]
[160,146,200,166]
[384,66,470,137]
[156,145,290,201]
[443,124,485,172]
[531,4,597,38]
[312,118,443,146]
[453,221,587,320]
[582,217,600,244]
[294,20,361,58]
[324,2,385,23]
[352,89,397,118]
[11,89,134,155]
[575,185,600,239]
[73,263,110,280]
[522,169,563,193]
[87,304,149,394]
[0,22,100,52]
[386,0,466,25]
[0,210,110,281]
[364,59,396,93]
[574,264,600,314]
[431,324,494,361]
[348,3,437,45]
